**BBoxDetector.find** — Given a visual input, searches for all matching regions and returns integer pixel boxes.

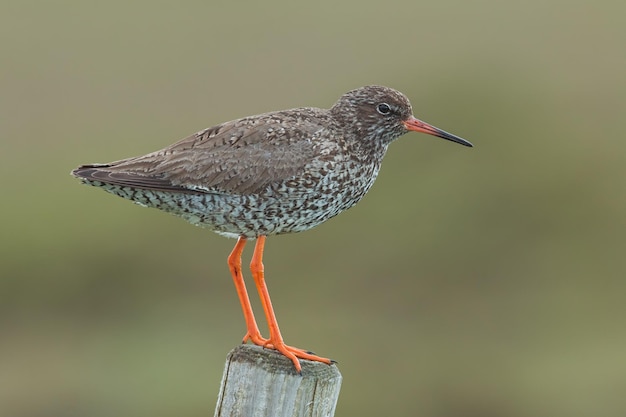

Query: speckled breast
[102,157,382,239]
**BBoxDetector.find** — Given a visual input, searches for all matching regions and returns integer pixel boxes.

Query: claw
[242,333,332,372]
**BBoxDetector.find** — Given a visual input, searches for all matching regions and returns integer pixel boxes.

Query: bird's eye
[376,103,391,115]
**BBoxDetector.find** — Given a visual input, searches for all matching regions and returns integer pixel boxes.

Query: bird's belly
[201,179,375,237]
[95,161,380,238]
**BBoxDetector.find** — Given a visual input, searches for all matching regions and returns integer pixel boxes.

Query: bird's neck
[345,136,389,168]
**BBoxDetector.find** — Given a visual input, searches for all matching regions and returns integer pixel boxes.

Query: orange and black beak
[403,116,473,147]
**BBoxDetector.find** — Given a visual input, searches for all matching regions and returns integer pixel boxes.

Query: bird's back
[72,106,381,238]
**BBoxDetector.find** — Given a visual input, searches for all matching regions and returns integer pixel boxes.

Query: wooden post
[214,345,342,417]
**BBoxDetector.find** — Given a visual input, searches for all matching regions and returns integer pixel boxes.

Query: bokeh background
[2,1,625,416]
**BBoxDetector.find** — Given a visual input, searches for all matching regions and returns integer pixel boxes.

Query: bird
[71,85,472,373]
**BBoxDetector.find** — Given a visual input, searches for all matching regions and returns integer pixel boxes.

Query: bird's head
[331,85,473,148]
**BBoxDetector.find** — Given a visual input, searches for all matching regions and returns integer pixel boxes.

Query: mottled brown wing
[73,110,328,195]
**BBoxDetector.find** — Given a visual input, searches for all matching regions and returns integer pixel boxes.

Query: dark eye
[376,103,391,115]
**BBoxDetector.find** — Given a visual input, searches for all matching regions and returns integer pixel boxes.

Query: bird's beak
[403,116,473,147]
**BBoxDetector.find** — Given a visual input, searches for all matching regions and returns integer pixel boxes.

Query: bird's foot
[270,341,333,373]
[242,332,333,373]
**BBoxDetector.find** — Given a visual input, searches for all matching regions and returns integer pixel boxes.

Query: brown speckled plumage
[71,85,472,372]
[72,85,471,238]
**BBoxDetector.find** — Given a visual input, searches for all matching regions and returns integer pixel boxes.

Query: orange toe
[268,340,332,373]
[244,333,332,372]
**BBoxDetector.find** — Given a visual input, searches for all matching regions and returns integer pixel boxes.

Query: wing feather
[72,108,332,195]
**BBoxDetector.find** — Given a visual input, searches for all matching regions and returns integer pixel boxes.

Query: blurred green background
[2,1,625,416]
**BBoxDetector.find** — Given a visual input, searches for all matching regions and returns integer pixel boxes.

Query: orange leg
[250,236,332,373]
[227,237,266,346]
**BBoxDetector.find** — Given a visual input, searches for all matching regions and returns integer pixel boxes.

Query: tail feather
[70,164,198,194]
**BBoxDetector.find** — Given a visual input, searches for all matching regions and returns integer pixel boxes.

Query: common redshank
[72,85,472,372]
